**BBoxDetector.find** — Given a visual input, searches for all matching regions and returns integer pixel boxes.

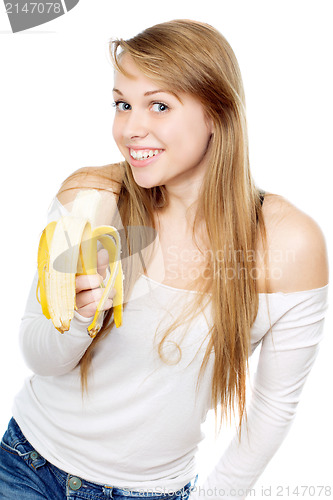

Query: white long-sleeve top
[12,196,328,496]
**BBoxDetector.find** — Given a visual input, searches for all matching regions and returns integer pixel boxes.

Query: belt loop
[190,474,199,492]
[102,485,114,498]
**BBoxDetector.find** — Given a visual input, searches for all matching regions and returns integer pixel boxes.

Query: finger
[75,274,103,293]
[76,298,113,318]
[75,287,116,310]
[108,287,117,299]
[75,287,104,310]
[97,248,109,280]
[99,297,114,311]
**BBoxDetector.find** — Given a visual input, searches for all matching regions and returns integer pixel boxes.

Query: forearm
[191,286,328,500]
[19,193,114,376]
[19,271,94,376]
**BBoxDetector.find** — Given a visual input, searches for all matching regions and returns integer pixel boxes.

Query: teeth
[130,149,162,160]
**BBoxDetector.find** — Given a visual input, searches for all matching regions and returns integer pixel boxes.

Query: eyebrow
[112,88,183,103]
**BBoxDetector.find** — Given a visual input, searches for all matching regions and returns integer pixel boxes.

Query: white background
[0,0,332,497]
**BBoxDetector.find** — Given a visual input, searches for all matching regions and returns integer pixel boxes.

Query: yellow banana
[36,189,123,338]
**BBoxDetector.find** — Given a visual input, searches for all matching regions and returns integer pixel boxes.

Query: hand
[75,249,116,318]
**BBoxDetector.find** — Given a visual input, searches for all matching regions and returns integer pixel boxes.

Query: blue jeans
[0,417,198,500]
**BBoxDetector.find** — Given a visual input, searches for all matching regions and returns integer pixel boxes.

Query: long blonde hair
[58,19,268,435]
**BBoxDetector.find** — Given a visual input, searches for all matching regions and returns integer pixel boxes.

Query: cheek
[160,120,193,154]
[169,119,210,161]
[112,117,125,146]
[112,121,119,143]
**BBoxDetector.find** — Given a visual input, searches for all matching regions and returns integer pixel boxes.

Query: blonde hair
[58,19,268,435]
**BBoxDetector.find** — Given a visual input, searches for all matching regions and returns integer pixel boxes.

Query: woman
[0,19,329,500]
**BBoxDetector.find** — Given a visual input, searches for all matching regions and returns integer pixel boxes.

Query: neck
[163,172,205,219]
[159,193,198,231]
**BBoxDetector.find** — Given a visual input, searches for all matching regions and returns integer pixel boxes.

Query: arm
[191,285,328,500]
[19,164,124,376]
[191,196,329,500]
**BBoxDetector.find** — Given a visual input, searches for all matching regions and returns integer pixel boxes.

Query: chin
[132,175,162,190]
[143,183,163,190]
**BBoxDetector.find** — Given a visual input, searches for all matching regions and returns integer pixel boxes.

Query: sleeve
[18,196,108,377]
[190,285,329,500]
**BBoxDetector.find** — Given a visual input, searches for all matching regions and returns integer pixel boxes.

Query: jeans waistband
[4,417,198,498]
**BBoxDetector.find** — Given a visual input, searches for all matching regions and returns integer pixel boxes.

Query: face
[112,54,214,191]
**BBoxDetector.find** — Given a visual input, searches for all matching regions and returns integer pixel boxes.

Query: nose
[120,109,149,140]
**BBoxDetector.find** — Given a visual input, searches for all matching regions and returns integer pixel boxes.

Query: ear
[205,115,215,136]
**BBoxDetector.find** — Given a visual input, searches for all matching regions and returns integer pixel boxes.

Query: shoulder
[257,192,329,293]
[56,162,125,207]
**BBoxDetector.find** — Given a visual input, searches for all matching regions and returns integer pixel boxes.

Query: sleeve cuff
[73,310,95,324]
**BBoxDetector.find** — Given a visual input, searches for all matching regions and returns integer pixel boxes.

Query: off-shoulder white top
[12,197,329,498]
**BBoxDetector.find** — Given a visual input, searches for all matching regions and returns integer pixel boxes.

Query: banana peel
[36,189,123,338]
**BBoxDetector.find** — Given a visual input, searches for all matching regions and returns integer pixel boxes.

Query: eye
[112,100,131,112]
[151,102,169,113]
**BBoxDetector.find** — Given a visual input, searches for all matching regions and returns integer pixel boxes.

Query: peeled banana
[36,189,123,338]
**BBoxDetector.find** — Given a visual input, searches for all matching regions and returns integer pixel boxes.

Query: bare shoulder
[56,162,125,207]
[257,192,329,293]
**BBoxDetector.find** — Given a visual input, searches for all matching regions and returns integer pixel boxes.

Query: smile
[130,148,164,160]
